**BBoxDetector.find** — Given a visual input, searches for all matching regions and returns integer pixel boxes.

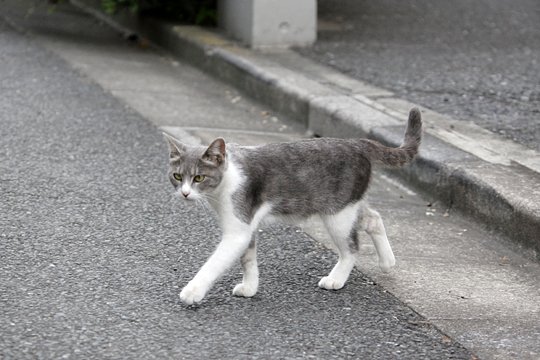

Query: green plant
[101,0,139,14]
[100,0,217,25]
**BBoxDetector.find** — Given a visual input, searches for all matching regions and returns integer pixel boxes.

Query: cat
[164,108,422,305]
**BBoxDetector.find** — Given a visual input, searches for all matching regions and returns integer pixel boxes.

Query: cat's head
[164,134,227,201]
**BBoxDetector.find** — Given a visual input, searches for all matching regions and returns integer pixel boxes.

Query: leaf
[195,7,217,25]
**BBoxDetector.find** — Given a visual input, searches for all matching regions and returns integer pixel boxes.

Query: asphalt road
[297,0,540,151]
[0,14,475,359]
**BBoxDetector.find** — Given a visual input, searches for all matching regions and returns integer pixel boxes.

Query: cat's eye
[173,173,182,181]
[193,175,205,183]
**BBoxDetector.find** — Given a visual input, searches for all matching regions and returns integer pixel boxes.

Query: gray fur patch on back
[229,138,372,224]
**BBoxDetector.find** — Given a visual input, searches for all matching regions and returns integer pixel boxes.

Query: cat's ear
[203,138,226,165]
[163,132,186,159]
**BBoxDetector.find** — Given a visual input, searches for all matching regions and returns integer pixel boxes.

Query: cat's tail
[363,107,423,167]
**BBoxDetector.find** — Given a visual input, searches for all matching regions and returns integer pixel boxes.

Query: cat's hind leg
[360,204,395,272]
[319,203,361,290]
[232,237,259,298]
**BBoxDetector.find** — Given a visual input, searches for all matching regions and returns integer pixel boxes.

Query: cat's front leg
[179,280,206,305]
[232,238,258,298]
[180,226,253,305]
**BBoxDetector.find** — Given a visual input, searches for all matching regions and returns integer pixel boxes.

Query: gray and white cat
[165,108,422,305]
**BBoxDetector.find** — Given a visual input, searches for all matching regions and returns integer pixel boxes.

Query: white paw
[232,283,257,298]
[179,282,206,305]
[318,276,345,290]
[379,256,396,273]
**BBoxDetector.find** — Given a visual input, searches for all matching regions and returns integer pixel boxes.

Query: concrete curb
[72,4,540,260]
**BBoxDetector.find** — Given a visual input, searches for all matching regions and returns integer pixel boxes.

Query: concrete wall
[218,0,316,48]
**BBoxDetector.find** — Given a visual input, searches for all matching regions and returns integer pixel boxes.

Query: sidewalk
[2,1,540,358]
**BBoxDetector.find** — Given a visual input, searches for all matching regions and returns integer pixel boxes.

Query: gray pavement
[0,5,475,360]
[2,2,540,359]
[297,0,540,152]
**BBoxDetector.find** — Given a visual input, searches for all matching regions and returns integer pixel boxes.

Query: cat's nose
[180,184,191,198]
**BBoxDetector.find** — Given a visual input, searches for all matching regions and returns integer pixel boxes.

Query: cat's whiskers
[202,192,223,209]
[196,198,212,218]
